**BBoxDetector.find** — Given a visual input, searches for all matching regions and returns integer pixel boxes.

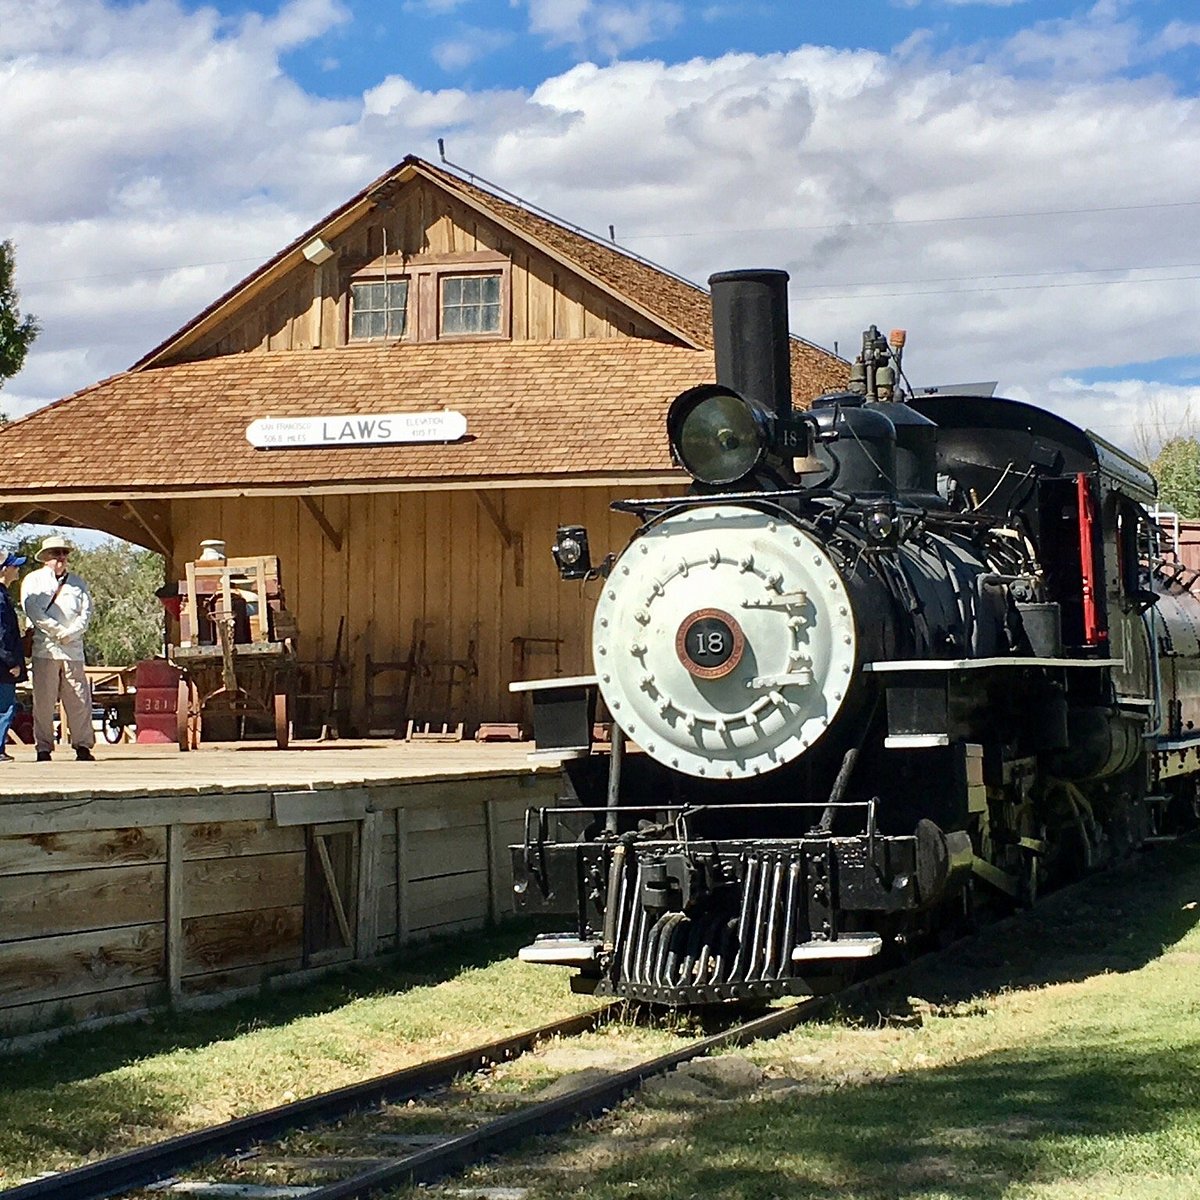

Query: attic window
[350,280,408,340]
[344,253,510,345]
[441,273,502,336]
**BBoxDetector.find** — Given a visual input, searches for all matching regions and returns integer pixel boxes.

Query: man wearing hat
[0,551,28,761]
[20,536,95,762]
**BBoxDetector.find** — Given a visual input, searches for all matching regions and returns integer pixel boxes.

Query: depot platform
[0,739,567,1043]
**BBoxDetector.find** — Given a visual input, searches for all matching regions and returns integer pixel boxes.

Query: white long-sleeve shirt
[20,566,92,662]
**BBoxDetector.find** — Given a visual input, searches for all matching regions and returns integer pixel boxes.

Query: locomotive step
[791,934,883,962]
[518,937,600,965]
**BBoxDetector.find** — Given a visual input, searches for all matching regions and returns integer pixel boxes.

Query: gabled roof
[0,153,849,504]
[0,341,716,499]
[133,155,719,369]
[133,155,840,375]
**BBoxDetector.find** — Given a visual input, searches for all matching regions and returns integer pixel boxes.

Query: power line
[24,196,1199,289]
[621,198,1200,242]
[787,271,1200,302]
[27,257,264,287]
[791,261,1200,293]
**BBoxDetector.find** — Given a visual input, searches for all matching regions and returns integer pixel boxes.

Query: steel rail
[0,1007,614,1200]
[301,995,837,1199]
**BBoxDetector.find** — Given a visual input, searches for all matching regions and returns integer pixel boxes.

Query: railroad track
[0,998,840,1200]
[11,834,1190,1200]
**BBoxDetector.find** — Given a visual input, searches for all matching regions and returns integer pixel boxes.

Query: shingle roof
[3,154,849,499]
[133,155,843,374]
[0,341,718,496]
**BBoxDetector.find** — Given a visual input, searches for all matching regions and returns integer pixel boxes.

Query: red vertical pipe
[1076,471,1105,646]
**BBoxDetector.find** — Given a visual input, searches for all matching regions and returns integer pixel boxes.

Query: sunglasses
[45,550,70,559]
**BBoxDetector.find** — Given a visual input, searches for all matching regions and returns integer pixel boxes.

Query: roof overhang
[0,471,687,507]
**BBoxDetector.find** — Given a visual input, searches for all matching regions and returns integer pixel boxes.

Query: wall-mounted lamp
[302,237,335,265]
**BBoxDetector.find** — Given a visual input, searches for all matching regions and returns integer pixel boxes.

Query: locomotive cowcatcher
[510,269,1200,1006]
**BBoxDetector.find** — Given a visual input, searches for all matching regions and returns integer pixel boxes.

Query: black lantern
[552,525,592,579]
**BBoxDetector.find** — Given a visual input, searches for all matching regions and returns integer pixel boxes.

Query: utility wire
[23,197,1200,289]
[621,198,1200,241]
[790,261,1200,293]
[786,271,1200,303]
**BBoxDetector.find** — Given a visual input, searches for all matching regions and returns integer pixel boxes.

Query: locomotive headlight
[668,385,772,486]
[552,525,592,579]
[867,506,896,542]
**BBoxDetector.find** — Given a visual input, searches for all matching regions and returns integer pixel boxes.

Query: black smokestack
[708,269,793,422]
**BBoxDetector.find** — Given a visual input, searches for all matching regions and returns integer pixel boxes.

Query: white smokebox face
[592,505,858,780]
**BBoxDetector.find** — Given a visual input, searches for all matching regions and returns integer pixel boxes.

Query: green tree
[0,239,39,388]
[13,535,165,665]
[1151,437,1200,519]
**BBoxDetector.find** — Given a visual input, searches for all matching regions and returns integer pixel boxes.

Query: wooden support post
[356,811,380,959]
[475,490,523,587]
[396,808,410,945]
[302,495,344,552]
[484,798,501,926]
[166,825,184,1002]
[122,500,174,559]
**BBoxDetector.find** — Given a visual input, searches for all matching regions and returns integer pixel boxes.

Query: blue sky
[3,0,1200,453]
[257,1,1200,97]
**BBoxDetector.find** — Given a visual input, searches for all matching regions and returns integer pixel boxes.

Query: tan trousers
[32,659,95,753]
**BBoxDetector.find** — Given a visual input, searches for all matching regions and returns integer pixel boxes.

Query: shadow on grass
[870,839,1200,1018]
[0,916,557,1088]
[540,843,1200,1199]
[580,1037,1200,1200]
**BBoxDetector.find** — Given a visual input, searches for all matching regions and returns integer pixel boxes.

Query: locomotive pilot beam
[512,268,1200,1006]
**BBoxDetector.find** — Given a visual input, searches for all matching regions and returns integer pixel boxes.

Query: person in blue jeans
[0,552,28,762]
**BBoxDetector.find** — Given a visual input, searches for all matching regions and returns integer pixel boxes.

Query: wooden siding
[180,178,666,362]
[168,484,676,732]
[0,772,558,1040]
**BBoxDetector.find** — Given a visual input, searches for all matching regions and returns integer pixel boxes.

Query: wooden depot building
[0,154,847,735]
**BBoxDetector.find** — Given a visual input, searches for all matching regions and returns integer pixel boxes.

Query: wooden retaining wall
[0,772,558,1041]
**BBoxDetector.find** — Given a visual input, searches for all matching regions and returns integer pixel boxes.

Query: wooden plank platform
[0,740,570,1044]
[0,739,560,801]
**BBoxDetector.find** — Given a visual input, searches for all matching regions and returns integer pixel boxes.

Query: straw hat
[35,535,73,563]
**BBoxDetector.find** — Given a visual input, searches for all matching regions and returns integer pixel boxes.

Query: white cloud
[432,25,514,71]
[525,0,683,58]
[1017,377,1200,458]
[3,0,1200,466]
[1157,20,1200,52]
[403,0,471,12]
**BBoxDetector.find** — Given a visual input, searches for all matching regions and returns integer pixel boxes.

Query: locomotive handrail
[524,800,876,851]
[610,489,994,525]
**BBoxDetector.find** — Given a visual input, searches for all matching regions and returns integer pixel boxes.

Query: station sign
[246,411,468,449]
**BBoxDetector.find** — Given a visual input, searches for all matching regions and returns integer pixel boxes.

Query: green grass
[4,846,1200,1199]
[0,919,596,1184]
[434,843,1200,1200]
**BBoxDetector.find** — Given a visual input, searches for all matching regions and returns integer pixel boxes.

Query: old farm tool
[172,554,298,749]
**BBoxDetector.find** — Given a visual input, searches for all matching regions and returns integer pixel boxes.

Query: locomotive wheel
[274,690,290,750]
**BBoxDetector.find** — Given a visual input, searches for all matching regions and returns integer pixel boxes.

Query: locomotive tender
[511,269,1200,1005]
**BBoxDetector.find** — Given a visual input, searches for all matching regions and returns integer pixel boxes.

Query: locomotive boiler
[511,269,1200,1005]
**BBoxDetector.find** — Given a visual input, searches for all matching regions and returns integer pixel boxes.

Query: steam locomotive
[510,269,1200,1006]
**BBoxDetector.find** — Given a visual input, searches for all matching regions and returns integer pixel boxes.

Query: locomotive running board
[792,934,883,961]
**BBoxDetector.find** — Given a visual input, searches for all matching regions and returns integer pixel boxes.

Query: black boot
[75,747,94,762]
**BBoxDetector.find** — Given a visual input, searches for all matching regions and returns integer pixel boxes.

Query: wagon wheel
[274,689,291,750]
[102,705,124,744]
